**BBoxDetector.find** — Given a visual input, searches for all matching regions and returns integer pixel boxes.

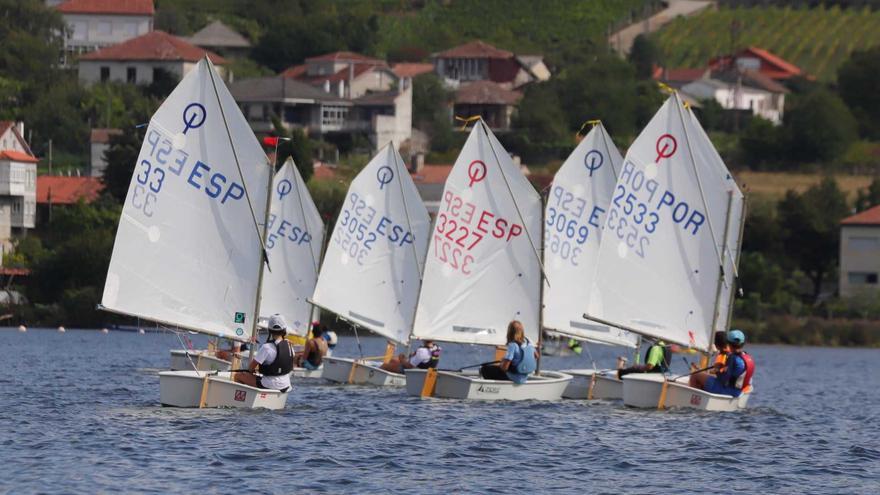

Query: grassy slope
[734,171,875,203]
[653,5,880,81]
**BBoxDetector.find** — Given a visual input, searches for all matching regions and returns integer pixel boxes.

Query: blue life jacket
[510,340,537,374]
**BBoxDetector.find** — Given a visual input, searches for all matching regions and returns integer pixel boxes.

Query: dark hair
[714,331,728,349]
[312,325,324,337]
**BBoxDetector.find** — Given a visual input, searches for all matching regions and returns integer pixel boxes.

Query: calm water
[0,328,877,494]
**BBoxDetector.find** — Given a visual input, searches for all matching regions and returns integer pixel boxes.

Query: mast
[725,197,748,330]
[205,56,272,356]
[710,191,735,335]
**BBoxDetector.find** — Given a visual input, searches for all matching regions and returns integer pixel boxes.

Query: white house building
[89,128,120,177]
[77,30,226,85]
[681,69,788,125]
[839,205,880,298]
[280,51,399,100]
[54,0,154,63]
[0,122,37,258]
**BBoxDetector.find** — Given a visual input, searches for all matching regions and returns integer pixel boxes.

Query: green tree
[0,0,66,90]
[854,178,880,212]
[739,117,785,170]
[411,73,454,152]
[628,34,661,80]
[270,118,314,182]
[555,54,639,137]
[838,47,880,139]
[777,178,850,302]
[512,83,568,144]
[783,89,858,164]
[102,125,144,203]
[24,77,90,158]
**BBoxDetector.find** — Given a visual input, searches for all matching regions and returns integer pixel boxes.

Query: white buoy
[138,328,145,335]
[17,325,26,332]
[101,328,109,334]
[58,326,66,333]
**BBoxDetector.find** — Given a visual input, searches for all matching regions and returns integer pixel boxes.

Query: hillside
[653,5,880,81]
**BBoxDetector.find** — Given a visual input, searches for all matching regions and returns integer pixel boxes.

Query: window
[321,105,348,127]
[124,22,138,37]
[848,272,879,285]
[127,67,136,83]
[100,66,110,82]
[849,236,880,251]
[97,21,111,36]
[71,21,87,41]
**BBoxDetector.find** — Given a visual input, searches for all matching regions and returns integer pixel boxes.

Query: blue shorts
[704,376,741,397]
[301,360,320,370]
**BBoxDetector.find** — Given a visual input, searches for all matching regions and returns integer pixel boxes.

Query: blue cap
[727,329,745,345]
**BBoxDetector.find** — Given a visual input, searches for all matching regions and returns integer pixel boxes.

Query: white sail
[412,121,542,346]
[102,58,270,341]
[542,123,638,348]
[686,107,745,333]
[260,158,324,336]
[586,93,741,352]
[311,144,430,344]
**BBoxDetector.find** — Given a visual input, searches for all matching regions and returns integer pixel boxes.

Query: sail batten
[311,145,430,345]
[586,94,743,352]
[101,59,270,342]
[541,123,639,348]
[412,121,541,346]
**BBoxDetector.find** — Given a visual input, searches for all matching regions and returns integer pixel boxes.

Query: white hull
[561,369,622,400]
[405,369,572,401]
[320,357,405,387]
[292,367,324,379]
[169,349,250,372]
[622,373,751,411]
[158,370,288,410]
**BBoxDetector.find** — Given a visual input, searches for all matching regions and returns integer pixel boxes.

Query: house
[89,128,121,177]
[709,47,805,81]
[653,67,709,89]
[431,40,549,90]
[231,76,413,151]
[453,80,522,131]
[230,76,350,135]
[681,69,788,125]
[54,0,154,62]
[839,205,880,297]
[36,175,104,223]
[280,51,398,99]
[391,63,434,81]
[77,30,226,85]
[185,20,251,58]
[0,122,37,259]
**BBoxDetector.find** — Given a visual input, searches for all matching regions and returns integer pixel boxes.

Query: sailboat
[311,144,430,386]
[101,58,285,409]
[540,122,640,401]
[405,120,572,401]
[584,93,748,411]
[168,157,324,376]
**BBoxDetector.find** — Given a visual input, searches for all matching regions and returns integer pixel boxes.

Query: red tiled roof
[79,31,226,64]
[410,164,453,185]
[37,176,104,205]
[743,46,801,77]
[0,267,30,276]
[56,0,154,15]
[0,150,38,163]
[305,51,384,65]
[392,63,434,78]
[90,128,122,144]
[841,205,880,226]
[455,80,522,105]
[656,67,708,83]
[279,64,307,79]
[434,40,513,59]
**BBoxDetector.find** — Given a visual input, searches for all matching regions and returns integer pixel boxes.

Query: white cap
[267,314,287,333]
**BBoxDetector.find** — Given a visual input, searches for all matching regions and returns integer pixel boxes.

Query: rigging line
[672,92,726,286]
[479,119,550,287]
[389,143,424,281]
[582,340,598,371]
[204,56,269,258]
[595,121,620,179]
[352,323,364,360]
